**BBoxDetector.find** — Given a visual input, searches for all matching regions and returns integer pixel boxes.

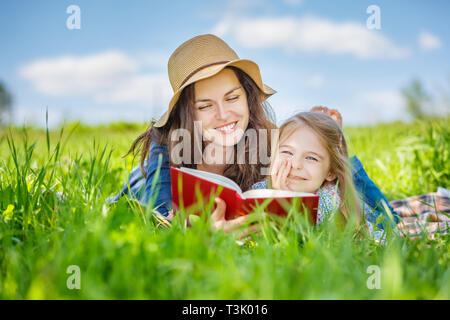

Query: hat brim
[153,59,276,128]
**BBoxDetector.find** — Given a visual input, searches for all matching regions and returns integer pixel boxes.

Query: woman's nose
[215,103,227,120]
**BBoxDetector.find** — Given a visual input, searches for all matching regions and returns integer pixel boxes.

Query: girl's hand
[271,158,292,190]
[210,198,262,237]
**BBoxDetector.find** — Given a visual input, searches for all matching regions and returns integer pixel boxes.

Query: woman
[110,34,399,231]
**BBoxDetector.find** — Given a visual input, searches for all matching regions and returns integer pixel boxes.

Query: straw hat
[153,34,276,127]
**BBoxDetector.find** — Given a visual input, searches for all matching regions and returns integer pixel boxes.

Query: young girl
[251,111,383,238]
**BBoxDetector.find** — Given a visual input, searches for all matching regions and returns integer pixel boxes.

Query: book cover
[170,166,319,224]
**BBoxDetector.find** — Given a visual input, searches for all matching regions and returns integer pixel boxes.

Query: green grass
[0,118,449,299]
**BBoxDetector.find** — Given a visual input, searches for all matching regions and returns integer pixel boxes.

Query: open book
[170,166,319,223]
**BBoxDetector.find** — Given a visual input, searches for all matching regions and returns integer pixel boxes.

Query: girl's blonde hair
[274,111,362,227]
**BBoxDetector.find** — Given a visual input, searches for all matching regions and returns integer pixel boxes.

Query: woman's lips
[215,121,238,134]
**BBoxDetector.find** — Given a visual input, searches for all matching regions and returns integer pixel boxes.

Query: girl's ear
[325,171,337,182]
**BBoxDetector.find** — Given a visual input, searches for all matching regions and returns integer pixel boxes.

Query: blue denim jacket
[109,141,399,229]
[107,139,172,216]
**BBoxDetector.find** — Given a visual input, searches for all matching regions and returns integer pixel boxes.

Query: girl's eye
[306,156,318,161]
[226,95,239,102]
[281,151,293,156]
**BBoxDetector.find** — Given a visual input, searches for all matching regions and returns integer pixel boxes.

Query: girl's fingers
[270,157,278,173]
[271,157,282,177]
[273,159,287,189]
[279,159,291,190]
[271,159,279,188]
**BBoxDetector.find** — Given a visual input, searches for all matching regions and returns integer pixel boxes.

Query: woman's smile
[215,121,238,134]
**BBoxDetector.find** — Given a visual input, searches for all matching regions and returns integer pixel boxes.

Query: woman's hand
[270,157,293,190]
[210,198,262,238]
[311,106,343,128]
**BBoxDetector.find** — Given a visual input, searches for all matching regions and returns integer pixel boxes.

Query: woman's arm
[107,139,173,218]
[141,140,172,217]
[141,141,263,235]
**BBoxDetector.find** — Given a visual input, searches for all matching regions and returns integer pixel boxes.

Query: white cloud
[349,90,406,124]
[95,74,172,105]
[19,51,138,95]
[11,105,67,129]
[227,0,268,12]
[212,16,410,59]
[134,51,170,70]
[11,104,159,129]
[418,31,442,51]
[19,51,172,107]
[284,0,304,6]
[263,89,408,126]
[357,90,403,106]
[305,74,325,88]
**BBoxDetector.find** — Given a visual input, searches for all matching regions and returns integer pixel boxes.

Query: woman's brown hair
[125,66,276,192]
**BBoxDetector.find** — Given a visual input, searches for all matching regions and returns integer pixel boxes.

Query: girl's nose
[292,158,303,170]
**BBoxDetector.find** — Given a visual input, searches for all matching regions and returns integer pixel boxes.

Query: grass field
[0,117,449,299]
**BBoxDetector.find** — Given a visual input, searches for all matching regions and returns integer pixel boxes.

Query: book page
[180,167,243,195]
[242,188,315,199]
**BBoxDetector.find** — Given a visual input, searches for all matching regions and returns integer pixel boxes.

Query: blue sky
[1,0,449,127]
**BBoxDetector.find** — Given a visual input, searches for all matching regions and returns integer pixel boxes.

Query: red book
[170,166,319,224]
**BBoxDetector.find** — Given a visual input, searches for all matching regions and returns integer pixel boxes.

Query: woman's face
[193,68,249,147]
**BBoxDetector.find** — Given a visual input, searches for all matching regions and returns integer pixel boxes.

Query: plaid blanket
[390,192,450,240]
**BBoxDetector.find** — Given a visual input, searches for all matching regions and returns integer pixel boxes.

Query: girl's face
[275,125,336,193]
[193,68,249,147]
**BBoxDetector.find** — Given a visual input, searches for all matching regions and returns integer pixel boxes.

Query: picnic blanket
[390,188,450,240]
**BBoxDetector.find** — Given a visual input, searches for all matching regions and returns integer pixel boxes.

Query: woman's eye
[226,95,239,102]
[198,105,212,110]
[306,156,318,161]
[281,151,293,156]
